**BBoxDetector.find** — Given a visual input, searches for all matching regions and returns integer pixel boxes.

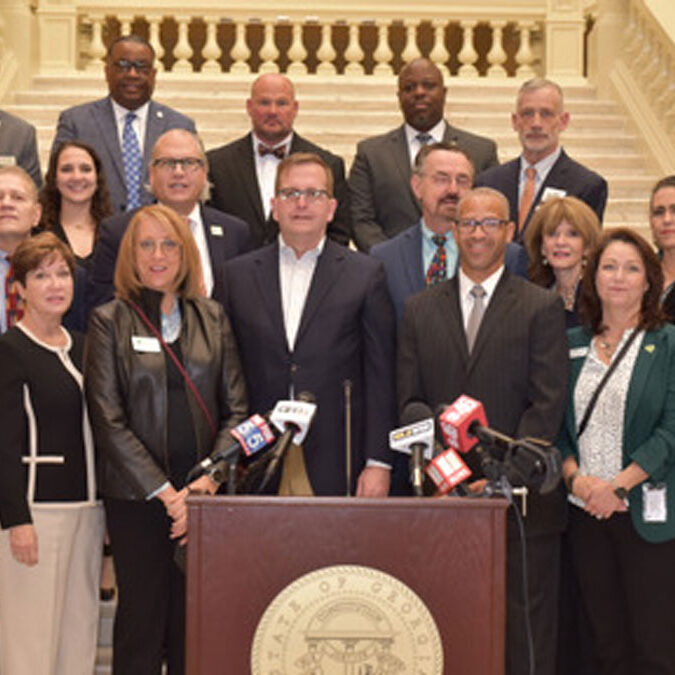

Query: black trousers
[105,497,186,675]
[568,506,675,675]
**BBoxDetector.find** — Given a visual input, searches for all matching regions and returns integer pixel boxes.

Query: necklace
[556,275,580,311]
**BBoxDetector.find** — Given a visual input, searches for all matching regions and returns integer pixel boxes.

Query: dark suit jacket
[87,204,252,311]
[398,271,569,536]
[475,148,608,239]
[349,122,499,251]
[52,97,196,214]
[207,132,351,248]
[371,222,529,322]
[0,110,42,188]
[223,240,397,495]
[557,325,675,543]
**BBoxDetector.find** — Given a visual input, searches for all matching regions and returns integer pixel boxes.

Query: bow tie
[258,144,287,159]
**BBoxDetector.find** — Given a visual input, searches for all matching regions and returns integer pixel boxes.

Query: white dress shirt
[517,146,562,204]
[110,99,149,153]
[186,203,214,297]
[457,265,504,332]
[252,132,293,220]
[404,119,446,167]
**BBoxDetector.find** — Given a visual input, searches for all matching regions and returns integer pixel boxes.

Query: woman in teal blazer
[558,228,675,675]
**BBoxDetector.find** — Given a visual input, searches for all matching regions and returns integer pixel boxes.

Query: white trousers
[0,504,105,675]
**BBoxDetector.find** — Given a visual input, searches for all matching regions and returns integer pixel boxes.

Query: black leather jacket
[85,289,248,500]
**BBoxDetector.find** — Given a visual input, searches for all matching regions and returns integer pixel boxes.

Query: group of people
[0,30,673,675]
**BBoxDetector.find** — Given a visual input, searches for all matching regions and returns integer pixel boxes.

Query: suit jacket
[349,122,499,252]
[87,204,252,312]
[371,222,529,322]
[207,132,351,248]
[557,325,675,543]
[0,110,42,188]
[474,148,608,239]
[398,271,569,536]
[223,240,397,495]
[51,97,196,214]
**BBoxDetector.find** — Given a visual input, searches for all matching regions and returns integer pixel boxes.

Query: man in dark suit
[52,35,196,214]
[398,186,568,675]
[207,74,351,248]
[0,110,42,188]
[349,58,498,252]
[224,152,396,497]
[475,78,607,241]
[88,129,252,311]
[371,142,527,321]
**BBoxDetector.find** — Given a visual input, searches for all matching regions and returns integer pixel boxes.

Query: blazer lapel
[143,102,166,181]
[532,149,569,213]
[240,135,267,227]
[402,225,426,293]
[252,242,288,351]
[95,98,126,183]
[440,276,470,361]
[390,127,419,211]
[625,331,659,430]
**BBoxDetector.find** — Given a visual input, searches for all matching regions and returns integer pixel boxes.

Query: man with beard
[475,78,607,241]
[371,143,526,322]
[349,58,498,252]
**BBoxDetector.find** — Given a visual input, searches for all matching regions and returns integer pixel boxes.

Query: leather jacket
[85,289,248,500]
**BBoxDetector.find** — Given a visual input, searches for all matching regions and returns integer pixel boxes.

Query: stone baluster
[230,20,251,74]
[344,22,364,75]
[118,15,133,37]
[515,21,536,78]
[655,53,675,117]
[287,19,308,75]
[486,20,507,78]
[201,16,222,73]
[85,14,106,72]
[148,15,165,72]
[622,4,642,62]
[372,20,393,76]
[457,20,478,77]
[428,20,450,77]
[401,20,421,64]
[316,22,337,74]
[259,20,279,73]
[173,15,193,73]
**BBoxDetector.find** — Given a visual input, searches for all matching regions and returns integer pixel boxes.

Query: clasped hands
[572,474,628,520]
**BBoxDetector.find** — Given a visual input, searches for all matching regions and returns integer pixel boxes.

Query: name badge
[569,347,589,359]
[210,225,223,237]
[131,335,161,353]
[0,155,16,168]
[643,483,667,523]
[541,187,566,202]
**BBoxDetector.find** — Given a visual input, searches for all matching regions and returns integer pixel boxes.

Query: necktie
[518,166,537,232]
[465,284,486,353]
[5,260,24,329]
[426,235,447,286]
[122,112,142,211]
[258,144,287,160]
[416,132,433,145]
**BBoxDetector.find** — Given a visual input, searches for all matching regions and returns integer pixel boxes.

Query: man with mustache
[349,58,498,252]
[371,143,526,322]
[476,78,607,242]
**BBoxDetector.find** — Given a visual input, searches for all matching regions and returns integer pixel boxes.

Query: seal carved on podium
[251,564,443,674]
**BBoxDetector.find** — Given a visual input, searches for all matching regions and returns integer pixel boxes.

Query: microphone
[185,413,277,483]
[389,402,436,496]
[426,448,472,495]
[257,392,317,492]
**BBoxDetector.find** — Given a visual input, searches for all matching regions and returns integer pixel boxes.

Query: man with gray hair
[88,129,251,310]
[475,78,607,240]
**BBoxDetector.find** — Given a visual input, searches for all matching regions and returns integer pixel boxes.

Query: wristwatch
[613,485,629,500]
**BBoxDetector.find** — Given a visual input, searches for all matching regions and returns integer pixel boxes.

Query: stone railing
[28,1,587,82]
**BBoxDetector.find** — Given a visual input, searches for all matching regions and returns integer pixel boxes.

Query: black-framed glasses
[152,157,205,172]
[111,59,153,74]
[456,218,508,233]
[277,188,330,203]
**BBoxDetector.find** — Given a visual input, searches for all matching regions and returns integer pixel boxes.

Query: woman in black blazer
[650,175,675,321]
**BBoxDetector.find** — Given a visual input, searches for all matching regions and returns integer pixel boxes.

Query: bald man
[207,73,351,248]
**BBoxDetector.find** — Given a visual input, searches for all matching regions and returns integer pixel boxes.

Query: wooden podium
[186,496,507,674]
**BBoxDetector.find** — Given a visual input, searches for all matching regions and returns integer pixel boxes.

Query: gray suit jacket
[349,121,498,251]
[0,110,42,188]
[51,97,196,214]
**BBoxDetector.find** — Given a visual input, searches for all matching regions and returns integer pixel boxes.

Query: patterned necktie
[426,235,447,286]
[258,144,287,160]
[465,284,486,353]
[416,132,433,145]
[122,112,143,211]
[5,259,24,329]
[518,166,537,232]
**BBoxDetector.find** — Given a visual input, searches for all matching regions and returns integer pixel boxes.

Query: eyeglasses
[111,59,153,75]
[137,239,181,255]
[277,188,330,203]
[421,172,472,188]
[152,157,205,172]
[456,218,509,233]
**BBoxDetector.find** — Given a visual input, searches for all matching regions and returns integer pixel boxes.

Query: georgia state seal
[251,565,443,674]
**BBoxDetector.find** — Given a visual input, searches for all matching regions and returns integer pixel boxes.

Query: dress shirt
[457,265,504,332]
[186,203,214,297]
[421,220,458,282]
[0,250,10,334]
[517,145,562,204]
[404,119,446,167]
[569,330,643,509]
[252,132,293,220]
[110,99,149,154]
